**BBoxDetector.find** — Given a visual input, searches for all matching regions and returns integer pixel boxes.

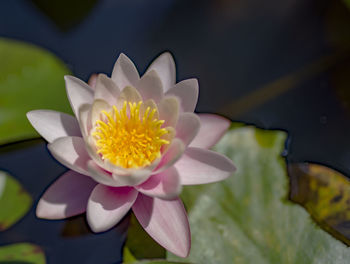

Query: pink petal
[132,194,190,257]
[166,79,199,112]
[153,138,185,174]
[36,170,97,219]
[175,147,236,185]
[190,114,231,149]
[94,74,120,106]
[64,75,94,116]
[88,74,98,88]
[111,53,140,90]
[87,160,123,187]
[87,185,138,232]
[146,52,176,92]
[176,113,200,146]
[47,136,91,176]
[136,167,181,200]
[158,96,180,128]
[87,160,152,187]
[27,110,81,143]
[136,70,163,103]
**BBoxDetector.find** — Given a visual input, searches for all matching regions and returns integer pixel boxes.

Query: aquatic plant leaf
[0,171,32,231]
[167,125,350,263]
[289,163,350,246]
[0,243,45,263]
[0,38,71,145]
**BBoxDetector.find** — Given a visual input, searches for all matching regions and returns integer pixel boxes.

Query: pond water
[1,0,350,263]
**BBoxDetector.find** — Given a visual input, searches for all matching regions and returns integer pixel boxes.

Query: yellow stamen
[92,101,170,168]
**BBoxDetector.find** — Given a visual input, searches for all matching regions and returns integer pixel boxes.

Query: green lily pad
[0,171,32,231]
[289,163,350,246]
[0,38,71,145]
[0,243,45,263]
[166,125,350,263]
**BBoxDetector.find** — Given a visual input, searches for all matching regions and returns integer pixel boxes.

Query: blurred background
[1,0,350,263]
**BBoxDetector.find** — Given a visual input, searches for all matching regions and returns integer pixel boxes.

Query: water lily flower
[27,52,236,257]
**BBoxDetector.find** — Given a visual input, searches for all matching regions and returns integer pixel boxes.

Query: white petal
[132,194,190,257]
[116,86,143,109]
[94,73,120,106]
[175,147,236,185]
[64,75,94,116]
[146,52,176,92]
[190,114,231,149]
[136,166,181,200]
[36,170,96,219]
[78,104,92,138]
[27,110,81,143]
[153,138,185,174]
[136,70,163,103]
[87,160,125,187]
[166,78,199,112]
[158,96,180,128]
[90,99,111,126]
[176,113,200,146]
[87,160,153,187]
[47,136,91,176]
[111,53,140,90]
[87,185,138,232]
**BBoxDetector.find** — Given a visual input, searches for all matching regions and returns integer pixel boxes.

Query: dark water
[1,0,350,263]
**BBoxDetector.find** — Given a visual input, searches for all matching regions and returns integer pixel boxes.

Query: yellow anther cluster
[92,101,169,168]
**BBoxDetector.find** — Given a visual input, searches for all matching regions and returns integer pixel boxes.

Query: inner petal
[92,101,170,169]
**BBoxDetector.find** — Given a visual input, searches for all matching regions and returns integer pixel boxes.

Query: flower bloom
[27,53,236,257]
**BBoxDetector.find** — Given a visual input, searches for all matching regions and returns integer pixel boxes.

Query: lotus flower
[27,52,236,257]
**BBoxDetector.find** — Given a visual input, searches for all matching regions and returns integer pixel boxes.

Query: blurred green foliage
[0,171,31,231]
[0,38,71,145]
[0,243,45,263]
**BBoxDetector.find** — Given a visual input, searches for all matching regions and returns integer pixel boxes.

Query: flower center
[92,101,170,168]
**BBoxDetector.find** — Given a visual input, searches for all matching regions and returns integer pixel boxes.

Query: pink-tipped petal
[190,114,231,149]
[153,138,185,174]
[36,170,97,219]
[47,136,91,176]
[175,147,236,185]
[87,185,138,233]
[111,53,140,90]
[88,74,98,88]
[166,79,199,112]
[132,194,190,257]
[94,74,120,106]
[176,113,200,146]
[64,75,94,116]
[136,166,181,200]
[136,70,163,103]
[26,110,81,143]
[146,52,176,92]
[158,96,180,128]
